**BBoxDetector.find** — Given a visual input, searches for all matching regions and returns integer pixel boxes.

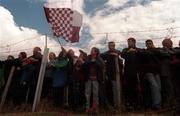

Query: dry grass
[0,99,179,116]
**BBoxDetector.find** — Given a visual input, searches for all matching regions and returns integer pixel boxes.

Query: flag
[44,6,83,43]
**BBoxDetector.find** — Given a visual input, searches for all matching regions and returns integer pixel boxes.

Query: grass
[0,98,179,116]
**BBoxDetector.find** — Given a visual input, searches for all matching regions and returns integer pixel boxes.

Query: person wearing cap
[79,50,87,61]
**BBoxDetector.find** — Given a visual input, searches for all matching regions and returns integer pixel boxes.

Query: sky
[0,0,180,59]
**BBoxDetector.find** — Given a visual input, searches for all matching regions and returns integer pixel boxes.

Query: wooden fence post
[32,47,49,112]
[0,66,15,111]
[115,56,121,110]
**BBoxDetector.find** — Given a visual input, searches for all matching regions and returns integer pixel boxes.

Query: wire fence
[0,27,180,59]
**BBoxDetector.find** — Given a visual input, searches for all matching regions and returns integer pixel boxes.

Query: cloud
[45,0,84,13]
[86,0,180,50]
[0,0,87,60]
[44,0,88,51]
[1,0,180,59]
[44,0,180,52]
[106,0,127,7]
[0,6,59,59]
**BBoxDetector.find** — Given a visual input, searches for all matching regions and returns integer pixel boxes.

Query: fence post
[32,47,49,112]
[0,66,15,111]
[115,56,121,110]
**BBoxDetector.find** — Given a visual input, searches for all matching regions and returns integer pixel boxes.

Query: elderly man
[101,41,122,109]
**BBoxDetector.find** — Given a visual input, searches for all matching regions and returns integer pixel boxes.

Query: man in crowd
[20,47,42,104]
[101,41,122,109]
[139,40,162,110]
[158,38,175,107]
[121,38,141,110]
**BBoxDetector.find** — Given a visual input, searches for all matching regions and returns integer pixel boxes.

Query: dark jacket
[83,56,105,82]
[157,47,176,77]
[20,54,42,84]
[138,48,160,74]
[121,47,141,77]
[101,49,122,81]
[1,59,22,85]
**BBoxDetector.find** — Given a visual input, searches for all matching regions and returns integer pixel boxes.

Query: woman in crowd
[83,47,105,113]
[42,52,56,98]
[70,50,87,112]
[52,47,69,107]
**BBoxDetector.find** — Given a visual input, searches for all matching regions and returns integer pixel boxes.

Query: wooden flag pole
[71,0,73,10]
[45,34,47,48]
[57,37,63,47]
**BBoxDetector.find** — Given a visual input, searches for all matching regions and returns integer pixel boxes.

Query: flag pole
[0,66,15,111]
[57,37,62,47]
[45,34,47,48]
[71,0,73,10]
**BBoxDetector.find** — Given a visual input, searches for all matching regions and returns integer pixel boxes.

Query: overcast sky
[0,0,180,59]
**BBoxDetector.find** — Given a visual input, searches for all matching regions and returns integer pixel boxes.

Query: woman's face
[68,49,75,57]
[49,52,56,60]
[90,48,97,56]
[18,54,23,60]
[146,41,154,49]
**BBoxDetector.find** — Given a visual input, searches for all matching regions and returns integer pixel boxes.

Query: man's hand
[110,52,118,56]
[29,57,37,61]
[127,48,137,53]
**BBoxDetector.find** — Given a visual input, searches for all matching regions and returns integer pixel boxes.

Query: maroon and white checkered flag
[44,6,83,43]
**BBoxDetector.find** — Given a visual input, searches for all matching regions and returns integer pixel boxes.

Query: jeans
[111,80,118,107]
[144,73,161,107]
[53,87,64,107]
[85,80,99,109]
